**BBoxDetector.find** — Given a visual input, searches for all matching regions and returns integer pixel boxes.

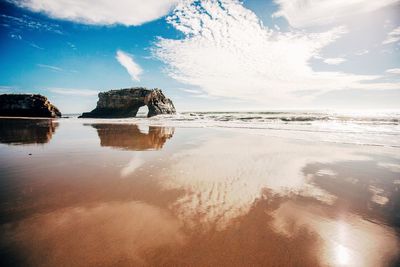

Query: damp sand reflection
[0,118,58,145]
[0,121,399,266]
[90,123,174,151]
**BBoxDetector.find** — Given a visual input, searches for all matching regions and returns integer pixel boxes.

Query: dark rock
[0,94,61,118]
[79,87,176,118]
[145,89,176,117]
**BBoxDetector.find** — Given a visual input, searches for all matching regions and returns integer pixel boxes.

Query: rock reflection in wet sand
[0,124,399,266]
[0,118,58,145]
[91,123,174,150]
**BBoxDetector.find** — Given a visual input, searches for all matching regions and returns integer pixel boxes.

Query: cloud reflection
[271,201,399,267]
[2,201,184,267]
[161,133,372,228]
[120,153,144,177]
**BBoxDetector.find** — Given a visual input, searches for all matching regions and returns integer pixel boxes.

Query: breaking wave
[64,110,400,148]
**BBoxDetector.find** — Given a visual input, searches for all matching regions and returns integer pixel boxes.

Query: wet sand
[0,118,399,266]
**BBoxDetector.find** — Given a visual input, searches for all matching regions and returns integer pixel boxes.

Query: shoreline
[0,120,399,266]
[2,114,399,148]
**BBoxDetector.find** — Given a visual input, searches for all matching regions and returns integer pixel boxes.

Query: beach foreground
[0,117,399,266]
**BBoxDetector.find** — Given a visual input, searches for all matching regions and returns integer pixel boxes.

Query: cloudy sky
[0,0,399,112]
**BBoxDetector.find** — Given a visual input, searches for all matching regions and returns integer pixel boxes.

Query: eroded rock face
[79,88,176,118]
[0,94,61,118]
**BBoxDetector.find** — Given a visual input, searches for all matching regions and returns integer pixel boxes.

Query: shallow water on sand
[0,118,399,266]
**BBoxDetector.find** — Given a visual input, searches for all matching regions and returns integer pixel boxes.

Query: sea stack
[79,87,176,118]
[0,94,61,118]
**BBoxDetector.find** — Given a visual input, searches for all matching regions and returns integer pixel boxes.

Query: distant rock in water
[0,94,61,118]
[79,87,176,118]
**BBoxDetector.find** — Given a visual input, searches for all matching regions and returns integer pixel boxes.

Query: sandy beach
[1,0,399,265]
[0,117,399,266]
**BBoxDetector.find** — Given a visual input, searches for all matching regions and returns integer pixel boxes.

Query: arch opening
[136,105,149,118]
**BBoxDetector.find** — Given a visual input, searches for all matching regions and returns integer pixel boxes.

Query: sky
[0,0,399,113]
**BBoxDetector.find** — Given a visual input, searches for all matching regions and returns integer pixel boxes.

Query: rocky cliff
[79,87,176,118]
[0,94,61,118]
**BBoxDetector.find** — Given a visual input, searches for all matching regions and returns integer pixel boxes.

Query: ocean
[64,110,400,147]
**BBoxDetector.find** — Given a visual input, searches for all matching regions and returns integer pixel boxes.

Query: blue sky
[0,0,399,113]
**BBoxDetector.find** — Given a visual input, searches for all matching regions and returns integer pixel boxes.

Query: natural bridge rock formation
[0,94,61,118]
[79,88,176,118]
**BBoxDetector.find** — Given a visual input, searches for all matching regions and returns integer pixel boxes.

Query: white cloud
[179,88,202,94]
[9,33,45,50]
[323,57,347,65]
[0,85,17,93]
[49,88,99,96]
[355,49,369,56]
[30,43,44,50]
[10,34,22,40]
[0,85,16,90]
[37,63,63,71]
[67,42,77,50]
[382,26,400,45]
[1,14,62,34]
[192,94,216,99]
[154,0,400,105]
[116,50,143,82]
[13,0,178,26]
[386,68,400,74]
[272,0,399,28]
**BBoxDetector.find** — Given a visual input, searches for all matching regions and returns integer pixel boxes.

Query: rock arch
[79,88,176,118]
